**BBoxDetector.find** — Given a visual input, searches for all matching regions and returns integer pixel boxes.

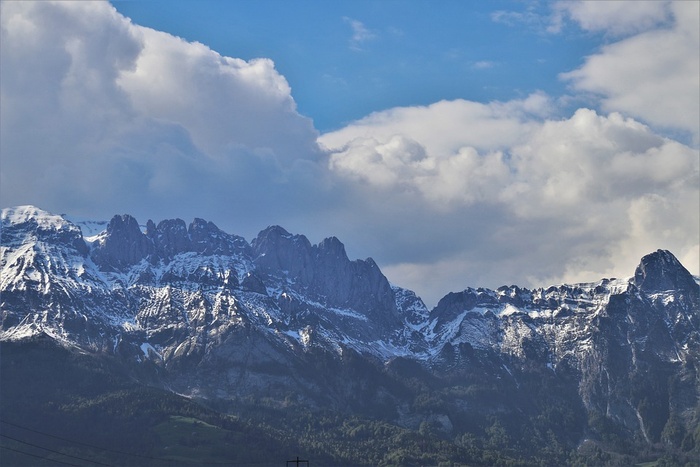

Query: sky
[1,0,699,307]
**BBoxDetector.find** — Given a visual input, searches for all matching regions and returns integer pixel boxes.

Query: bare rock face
[634,249,699,294]
[429,289,496,329]
[252,227,400,331]
[425,251,700,445]
[251,225,314,284]
[146,218,191,260]
[91,214,152,271]
[188,218,248,256]
[311,236,398,320]
[241,272,267,294]
[2,206,699,453]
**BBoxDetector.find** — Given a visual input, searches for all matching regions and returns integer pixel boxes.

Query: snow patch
[499,304,522,316]
[140,343,162,359]
[2,205,70,231]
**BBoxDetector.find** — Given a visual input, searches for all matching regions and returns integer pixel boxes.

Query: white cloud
[491,4,563,34]
[493,1,698,142]
[471,60,495,70]
[503,109,699,286]
[491,9,548,31]
[502,109,691,214]
[321,92,551,155]
[553,0,672,37]
[0,0,324,238]
[2,0,697,310]
[320,93,552,208]
[560,1,699,142]
[323,102,699,306]
[117,26,317,161]
[343,17,376,51]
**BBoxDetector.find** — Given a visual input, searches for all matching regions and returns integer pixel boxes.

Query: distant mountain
[2,205,698,465]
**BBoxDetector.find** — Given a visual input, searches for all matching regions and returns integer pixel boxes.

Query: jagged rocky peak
[146,218,191,260]
[91,213,253,269]
[1,205,88,255]
[188,218,241,256]
[317,236,347,260]
[251,226,398,316]
[91,214,152,270]
[252,225,314,281]
[633,249,697,294]
[429,288,497,325]
[313,250,397,315]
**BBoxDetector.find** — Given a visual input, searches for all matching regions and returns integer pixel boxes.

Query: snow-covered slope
[2,206,697,364]
[2,206,698,442]
[1,206,429,359]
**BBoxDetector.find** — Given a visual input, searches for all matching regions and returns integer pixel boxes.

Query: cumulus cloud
[560,1,699,142]
[118,27,317,160]
[0,1,324,237]
[321,92,552,155]
[323,102,699,306]
[493,1,698,141]
[553,0,672,37]
[2,0,698,309]
[320,93,551,208]
[504,109,698,285]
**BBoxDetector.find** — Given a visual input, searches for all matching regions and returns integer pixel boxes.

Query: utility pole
[286,456,309,467]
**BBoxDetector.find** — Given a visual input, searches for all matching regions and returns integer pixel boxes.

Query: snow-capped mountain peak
[1,206,698,447]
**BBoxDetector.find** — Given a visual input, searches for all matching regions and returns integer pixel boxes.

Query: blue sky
[113,0,597,132]
[2,1,698,306]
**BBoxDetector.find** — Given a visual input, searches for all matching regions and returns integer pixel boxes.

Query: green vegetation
[1,338,698,466]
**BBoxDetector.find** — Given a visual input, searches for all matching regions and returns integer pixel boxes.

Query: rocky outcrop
[146,218,191,260]
[2,206,698,450]
[188,218,249,257]
[634,249,699,294]
[91,214,152,270]
[252,226,398,321]
[252,225,315,283]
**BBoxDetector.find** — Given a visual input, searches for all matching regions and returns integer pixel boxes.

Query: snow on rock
[2,205,71,231]
[1,206,698,374]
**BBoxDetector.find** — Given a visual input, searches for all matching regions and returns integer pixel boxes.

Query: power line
[0,419,162,462]
[0,433,113,466]
[0,444,83,466]
[0,418,282,466]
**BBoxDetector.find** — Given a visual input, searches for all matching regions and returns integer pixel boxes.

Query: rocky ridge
[1,205,698,450]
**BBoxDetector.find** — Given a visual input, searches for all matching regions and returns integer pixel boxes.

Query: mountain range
[1,205,698,465]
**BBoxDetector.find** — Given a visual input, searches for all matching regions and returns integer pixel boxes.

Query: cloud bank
[1,1,325,236]
[558,1,699,143]
[320,0,699,304]
[322,103,698,306]
[2,1,698,307]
